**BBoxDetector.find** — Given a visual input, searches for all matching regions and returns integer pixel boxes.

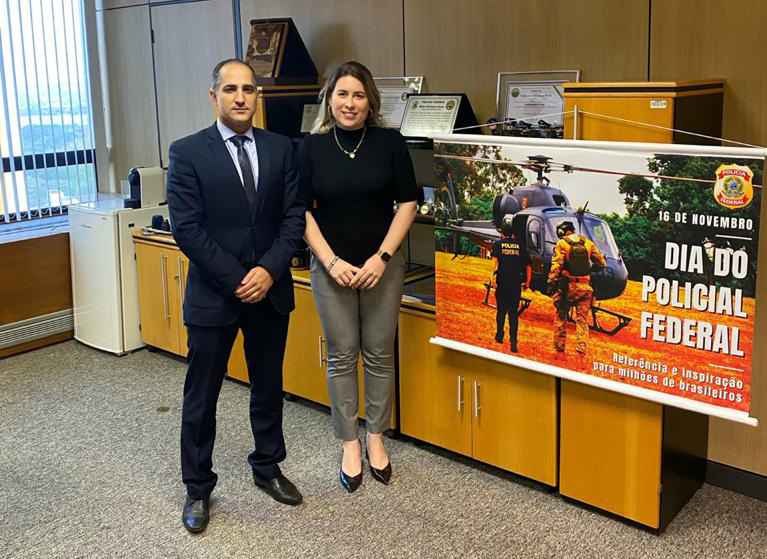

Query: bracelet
[326,256,339,272]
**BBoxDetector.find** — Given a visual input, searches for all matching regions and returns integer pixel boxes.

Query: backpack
[565,236,591,276]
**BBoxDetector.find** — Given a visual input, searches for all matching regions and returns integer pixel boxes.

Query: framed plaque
[374,76,424,128]
[400,95,461,137]
[374,76,424,93]
[496,70,579,127]
[246,21,287,79]
[245,18,318,86]
[300,103,320,133]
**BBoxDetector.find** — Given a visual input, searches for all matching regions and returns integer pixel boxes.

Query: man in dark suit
[166,58,306,534]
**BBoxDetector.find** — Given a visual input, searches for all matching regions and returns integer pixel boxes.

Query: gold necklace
[333,125,366,159]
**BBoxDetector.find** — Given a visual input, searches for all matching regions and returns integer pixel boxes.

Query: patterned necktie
[229,135,257,210]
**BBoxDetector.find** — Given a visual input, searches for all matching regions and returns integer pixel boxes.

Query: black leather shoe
[182,496,209,534]
[510,341,518,353]
[339,468,362,493]
[252,472,303,506]
[366,449,392,485]
[495,332,503,343]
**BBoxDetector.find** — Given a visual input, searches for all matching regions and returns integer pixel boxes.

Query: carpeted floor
[1,340,766,559]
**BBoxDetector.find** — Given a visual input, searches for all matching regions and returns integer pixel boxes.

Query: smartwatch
[376,250,392,263]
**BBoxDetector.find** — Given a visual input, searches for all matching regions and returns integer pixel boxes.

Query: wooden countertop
[132,230,436,314]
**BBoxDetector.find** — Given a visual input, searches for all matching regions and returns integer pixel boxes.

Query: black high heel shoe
[339,440,362,493]
[339,468,362,493]
[365,449,392,485]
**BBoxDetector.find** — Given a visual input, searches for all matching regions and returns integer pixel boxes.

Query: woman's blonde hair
[311,61,383,134]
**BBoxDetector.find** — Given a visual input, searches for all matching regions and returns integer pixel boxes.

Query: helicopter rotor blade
[434,153,763,188]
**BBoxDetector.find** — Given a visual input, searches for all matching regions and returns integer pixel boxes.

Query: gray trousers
[310,252,405,441]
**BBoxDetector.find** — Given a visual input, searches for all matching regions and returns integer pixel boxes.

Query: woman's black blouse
[298,125,418,266]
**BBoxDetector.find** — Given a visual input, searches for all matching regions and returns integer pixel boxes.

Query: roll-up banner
[430,134,764,425]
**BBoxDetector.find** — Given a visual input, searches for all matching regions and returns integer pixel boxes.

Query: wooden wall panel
[239,0,404,78]
[650,0,767,148]
[404,0,650,124]
[0,234,72,326]
[651,0,767,477]
[100,5,160,185]
[152,0,235,165]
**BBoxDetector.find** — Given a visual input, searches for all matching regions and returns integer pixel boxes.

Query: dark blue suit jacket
[166,123,305,327]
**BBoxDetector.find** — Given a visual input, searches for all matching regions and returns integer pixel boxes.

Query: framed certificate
[374,76,424,128]
[300,103,320,133]
[399,94,461,137]
[374,76,424,93]
[496,70,579,127]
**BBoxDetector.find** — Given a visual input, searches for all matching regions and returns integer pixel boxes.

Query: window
[0,0,96,224]
[527,216,542,253]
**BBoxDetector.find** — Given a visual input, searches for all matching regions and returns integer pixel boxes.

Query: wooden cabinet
[281,284,330,405]
[559,381,708,530]
[563,80,724,144]
[399,308,558,485]
[134,238,188,356]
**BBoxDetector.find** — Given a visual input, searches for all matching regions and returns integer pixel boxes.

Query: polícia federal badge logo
[714,164,753,209]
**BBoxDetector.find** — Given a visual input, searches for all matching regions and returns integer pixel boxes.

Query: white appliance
[68,199,169,354]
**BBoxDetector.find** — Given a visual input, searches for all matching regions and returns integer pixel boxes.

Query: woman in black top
[299,61,418,492]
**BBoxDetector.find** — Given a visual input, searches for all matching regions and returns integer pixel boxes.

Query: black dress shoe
[252,472,303,506]
[366,449,392,485]
[182,496,209,534]
[495,332,504,343]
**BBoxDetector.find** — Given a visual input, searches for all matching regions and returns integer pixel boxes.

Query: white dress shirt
[216,119,259,190]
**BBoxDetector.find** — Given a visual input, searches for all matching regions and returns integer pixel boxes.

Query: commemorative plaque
[374,76,424,128]
[245,21,286,79]
[245,18,318,86]
[300,103,320,133]
[378,88,410,128]
[400,95,461,137]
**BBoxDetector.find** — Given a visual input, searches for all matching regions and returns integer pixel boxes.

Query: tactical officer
[490,216,531,353]
[547,220,605,360]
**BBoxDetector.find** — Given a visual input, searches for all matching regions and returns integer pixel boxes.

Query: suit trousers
[310,252,405,441]
[181,298,289,500]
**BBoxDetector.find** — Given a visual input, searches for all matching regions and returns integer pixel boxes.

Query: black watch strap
[377,250,392,263]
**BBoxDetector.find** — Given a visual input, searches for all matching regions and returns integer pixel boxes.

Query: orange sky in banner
[435,251,753,412]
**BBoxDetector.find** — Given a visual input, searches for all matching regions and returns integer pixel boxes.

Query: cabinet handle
[160,253,170,320]
[473,381,481,418]
[318,336,327,367]
[177,257,185,309]
[457,375,464,411]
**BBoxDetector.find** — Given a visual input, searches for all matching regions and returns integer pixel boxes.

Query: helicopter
[437,154,631,336]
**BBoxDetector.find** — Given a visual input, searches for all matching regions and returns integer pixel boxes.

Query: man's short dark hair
[211,58,256,91]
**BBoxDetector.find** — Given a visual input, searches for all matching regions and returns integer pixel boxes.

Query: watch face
[379,251,391,262]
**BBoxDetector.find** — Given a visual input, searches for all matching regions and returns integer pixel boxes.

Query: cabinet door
[135,242,180,354]
[398,311,471,457]
[282,286,330,405]
[559,380,663,528]
[470,357,558,485]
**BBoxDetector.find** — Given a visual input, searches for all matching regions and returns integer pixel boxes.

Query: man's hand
[349,254,387,289]
[521,282,529,291]
[235,266,274,303]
